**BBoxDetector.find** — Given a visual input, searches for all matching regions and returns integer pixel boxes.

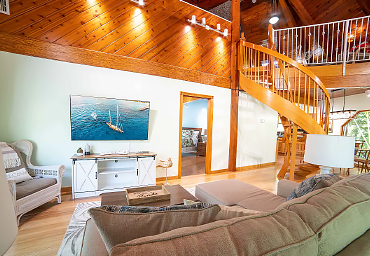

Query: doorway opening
[178,92,213,178]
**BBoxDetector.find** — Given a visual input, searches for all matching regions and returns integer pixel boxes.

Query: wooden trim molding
[0,31,230,89]
[178,92,214,178]
[236,162,276,171]
[61,186,72,195]
[156,176,179,183]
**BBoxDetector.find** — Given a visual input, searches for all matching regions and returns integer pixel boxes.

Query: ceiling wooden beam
[279,0,296,27]
[288,0,315,25]
[0,31,230,89]
[355,0,370,15]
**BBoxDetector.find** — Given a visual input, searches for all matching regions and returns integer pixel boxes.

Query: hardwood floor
[181,153,206,177]
[5,157,360,256]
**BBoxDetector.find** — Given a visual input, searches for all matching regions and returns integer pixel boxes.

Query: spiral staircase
[238,38,331,181]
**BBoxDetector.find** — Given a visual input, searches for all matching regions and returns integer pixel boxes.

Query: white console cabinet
[71,153,156,199]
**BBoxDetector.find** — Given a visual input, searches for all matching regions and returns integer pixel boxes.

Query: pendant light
[269,0,279,24]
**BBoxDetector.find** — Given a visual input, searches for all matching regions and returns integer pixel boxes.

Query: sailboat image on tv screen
[106,104,123,133]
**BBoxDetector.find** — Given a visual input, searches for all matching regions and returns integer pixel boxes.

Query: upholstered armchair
[7,140,65,225]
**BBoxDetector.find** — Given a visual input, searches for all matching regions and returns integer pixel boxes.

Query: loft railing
[272,16,370,75]
[239,40,331,133]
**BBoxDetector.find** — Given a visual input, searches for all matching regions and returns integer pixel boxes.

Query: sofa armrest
[277,179,299,199]
[28,165,65,184]
[81,219,109,256]
[7,179,16,204]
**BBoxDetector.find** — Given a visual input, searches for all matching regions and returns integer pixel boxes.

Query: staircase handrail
[240,40,330,99]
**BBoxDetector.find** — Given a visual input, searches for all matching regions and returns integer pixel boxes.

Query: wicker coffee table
[101,185,197,207]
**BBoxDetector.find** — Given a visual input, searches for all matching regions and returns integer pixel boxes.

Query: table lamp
[0,152,18,255]
[304,134,355,174]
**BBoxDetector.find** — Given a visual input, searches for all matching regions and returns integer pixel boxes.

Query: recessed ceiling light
[216,37,221,42]
[185,25,191,32]
[269,16,279,24]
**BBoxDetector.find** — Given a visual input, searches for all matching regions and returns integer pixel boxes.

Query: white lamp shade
[304,134,355,168]
[0,153,18,254]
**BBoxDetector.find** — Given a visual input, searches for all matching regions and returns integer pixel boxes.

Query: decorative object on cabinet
[71,153,156,199]
[70,95,150,141]
[126,185,171,205]
[156,158,173,185]
[197,142,207,157]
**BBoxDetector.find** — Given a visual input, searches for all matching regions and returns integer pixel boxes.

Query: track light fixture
[188,15,228,37]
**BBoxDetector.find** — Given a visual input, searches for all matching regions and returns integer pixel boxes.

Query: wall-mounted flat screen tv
[70,95,150,140]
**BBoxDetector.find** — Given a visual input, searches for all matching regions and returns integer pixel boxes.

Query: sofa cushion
[195,179,284,211]
[335,228,370,256]
[16,178,57,200]
[236,190,286,211]
[287,174,340,200]
[278,185,370,256]
[333,173,370,196]
[110,209,318,256]
[88,203,221,252]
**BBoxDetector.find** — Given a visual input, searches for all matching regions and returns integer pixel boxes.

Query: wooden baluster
[290,124,298,181]
[297,70,301,108]
[304,74,307,113]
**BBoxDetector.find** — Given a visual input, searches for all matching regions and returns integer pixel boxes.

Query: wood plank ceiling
[0,0,232,79]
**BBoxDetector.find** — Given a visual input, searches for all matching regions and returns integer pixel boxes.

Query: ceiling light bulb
[216,37,221,42]
[252,0,257,3]
[191,15,196,24]
[217,24,221,30]
[269,16,279,24]
[223,29,228,37]
[202,18,206,25]
[185,25,191,32]
[138,0,144,5]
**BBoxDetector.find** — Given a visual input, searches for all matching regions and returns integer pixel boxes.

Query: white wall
[237,92,278,167]
[182,99,208,129]
[0,51,232,186]
[331,93,370,135]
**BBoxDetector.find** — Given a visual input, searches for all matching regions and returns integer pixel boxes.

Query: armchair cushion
[16,178,57,200]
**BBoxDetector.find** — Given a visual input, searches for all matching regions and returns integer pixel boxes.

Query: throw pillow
[88,203,221,252]
[2,143,26,173]
[287,173,340,201]
[183,199,263,220]
[6,167,33,183]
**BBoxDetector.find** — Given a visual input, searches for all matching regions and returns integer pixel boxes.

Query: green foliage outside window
[343,111,370,149]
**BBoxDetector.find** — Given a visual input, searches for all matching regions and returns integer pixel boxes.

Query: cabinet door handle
[137,169,139,176]
[95,172,97,179]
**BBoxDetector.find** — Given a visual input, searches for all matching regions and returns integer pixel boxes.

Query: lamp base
[319,166,332,175]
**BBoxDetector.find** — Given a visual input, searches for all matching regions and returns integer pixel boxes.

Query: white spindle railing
[272,16,370,74]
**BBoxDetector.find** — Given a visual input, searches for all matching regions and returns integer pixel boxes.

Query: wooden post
[228,0,241,172]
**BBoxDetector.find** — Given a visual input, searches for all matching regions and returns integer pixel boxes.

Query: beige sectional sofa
[81,173,370,256]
